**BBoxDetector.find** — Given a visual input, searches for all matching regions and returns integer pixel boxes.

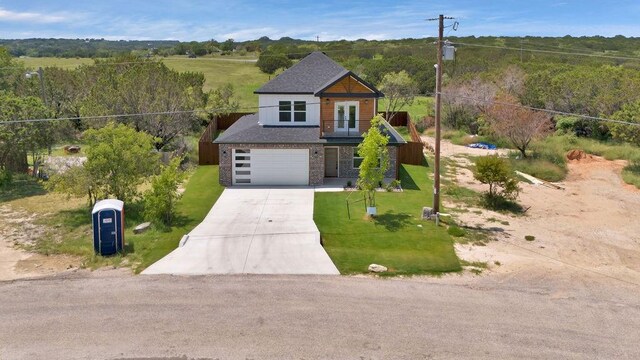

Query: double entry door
[335,101,358,133]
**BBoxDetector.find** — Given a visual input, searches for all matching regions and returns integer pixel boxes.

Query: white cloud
[0,7,79,24]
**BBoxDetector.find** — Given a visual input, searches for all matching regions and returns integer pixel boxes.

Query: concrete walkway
[143,188,339,275]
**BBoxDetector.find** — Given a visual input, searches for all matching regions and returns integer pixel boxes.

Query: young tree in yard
[486,95,552,158]
[379,71,418,122]
[357,115,390,214]
[474,155,520,208]
[82,123,158,203]
[45,165,98,207]
[256,52,292,75]
[143,158,185,226]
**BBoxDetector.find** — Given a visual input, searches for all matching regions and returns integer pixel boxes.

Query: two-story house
[214,51,405,186]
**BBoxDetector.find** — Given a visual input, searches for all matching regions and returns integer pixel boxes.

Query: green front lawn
[314,164,461,276]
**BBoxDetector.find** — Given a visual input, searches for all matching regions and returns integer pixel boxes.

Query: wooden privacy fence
[393,112,431,166]
[379,111,409,126]
[397,141,425,166]
[198,112,253,165]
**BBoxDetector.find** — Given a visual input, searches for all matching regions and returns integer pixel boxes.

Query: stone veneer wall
[337,145,397,179]
[218,143,324,186]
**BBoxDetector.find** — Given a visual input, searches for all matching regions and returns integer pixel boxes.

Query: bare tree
[500,66,527,98]
[486,95,552,158]
[441,77,497,132]
[379,71,418,122]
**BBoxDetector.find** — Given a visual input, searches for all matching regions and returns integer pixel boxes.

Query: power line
[0,102,322,125]
[451,41,640,62]
[396,91,640,128]
[435,92,640,127]
[3,91,639,128]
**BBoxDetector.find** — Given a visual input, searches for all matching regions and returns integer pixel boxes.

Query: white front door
[232,148,309,186]
[335,101,358,133]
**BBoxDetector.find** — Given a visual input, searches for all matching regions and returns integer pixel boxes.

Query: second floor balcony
[321,119,370,138]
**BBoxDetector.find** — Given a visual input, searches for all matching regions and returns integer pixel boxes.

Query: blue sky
[1,0,640,41]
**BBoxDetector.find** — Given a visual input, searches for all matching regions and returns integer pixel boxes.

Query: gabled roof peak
[254,51,347,94]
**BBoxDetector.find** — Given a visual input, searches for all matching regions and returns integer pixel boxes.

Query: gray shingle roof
[214,114,325,144]
[254,52,347,94]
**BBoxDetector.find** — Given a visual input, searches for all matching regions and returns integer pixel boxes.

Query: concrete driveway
[143,188,339,275]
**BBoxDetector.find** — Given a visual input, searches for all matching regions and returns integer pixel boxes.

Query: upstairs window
[279,100,306,122]
[279,101,291,122]
[294,101,306,122]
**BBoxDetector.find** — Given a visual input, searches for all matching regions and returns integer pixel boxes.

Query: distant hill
[3,35,640,60]
[0,38,179,58]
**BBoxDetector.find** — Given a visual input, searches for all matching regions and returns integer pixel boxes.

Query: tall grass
[535,135,640,162]
[622,161,640,188]
[527,135,640,188]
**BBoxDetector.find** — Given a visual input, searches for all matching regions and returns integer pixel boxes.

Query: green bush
[554,115,610,140]
[0,169,12,187]
[143,158,185,226]
[474,155,520,209]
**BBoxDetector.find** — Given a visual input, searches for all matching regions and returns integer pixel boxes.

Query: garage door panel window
[233,149,252,184]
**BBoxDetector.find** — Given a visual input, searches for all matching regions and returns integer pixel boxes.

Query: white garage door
[232,148,309,186]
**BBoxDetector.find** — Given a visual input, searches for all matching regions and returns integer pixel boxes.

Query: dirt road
[422,135,640,289]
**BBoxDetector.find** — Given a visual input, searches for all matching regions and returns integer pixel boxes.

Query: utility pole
[429,14,449,214]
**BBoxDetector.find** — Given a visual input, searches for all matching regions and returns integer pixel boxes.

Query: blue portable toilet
[92,199,125,256]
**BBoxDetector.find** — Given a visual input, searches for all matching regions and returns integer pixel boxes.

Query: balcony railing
[321,119,370,137]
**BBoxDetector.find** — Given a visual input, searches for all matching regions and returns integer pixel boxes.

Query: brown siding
[323,75,375,94]
[320,97,376,134]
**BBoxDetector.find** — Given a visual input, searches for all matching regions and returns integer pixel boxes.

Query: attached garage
[232,148,310,186]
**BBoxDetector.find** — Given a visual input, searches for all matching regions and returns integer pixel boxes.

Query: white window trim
[279,101,292,122]
[279,100,307,123]
[293,101,307,122]
[352,147,363,169]
[353,147,383,169]
[335,101,359,132]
